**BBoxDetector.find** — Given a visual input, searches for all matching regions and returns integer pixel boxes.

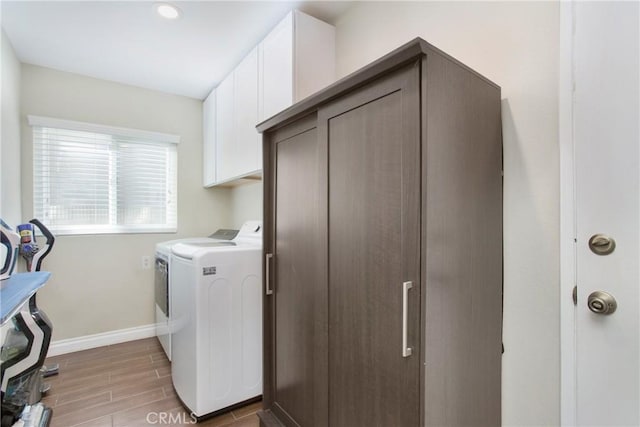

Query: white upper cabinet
[202,90,216,187]
[204,10,335,187]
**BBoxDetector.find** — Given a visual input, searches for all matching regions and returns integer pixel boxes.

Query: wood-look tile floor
[42,338,261,427]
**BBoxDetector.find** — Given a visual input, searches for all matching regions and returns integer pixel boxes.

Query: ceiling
[1,1,353,100]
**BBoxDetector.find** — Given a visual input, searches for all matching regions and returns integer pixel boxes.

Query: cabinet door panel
[215,75,234,182]
[203,90,216,186]
[271,124,328,426]
[321,63,421,427]
[234,47,259,174]
[259,12,293,121]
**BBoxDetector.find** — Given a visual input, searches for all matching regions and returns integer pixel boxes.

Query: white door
[570,1,639,425]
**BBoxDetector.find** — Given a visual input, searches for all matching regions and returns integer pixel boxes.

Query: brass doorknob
[587,291,617,315]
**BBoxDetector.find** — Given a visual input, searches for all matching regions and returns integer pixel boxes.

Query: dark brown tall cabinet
[257,39,503,427]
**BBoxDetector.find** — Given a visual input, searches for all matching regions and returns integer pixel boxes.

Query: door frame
[559,1,577,425]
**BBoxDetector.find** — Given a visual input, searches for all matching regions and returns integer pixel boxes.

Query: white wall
[1,29,22,225]
[334,2,559,426]
[20,64,231,340]
[228,181,263,229]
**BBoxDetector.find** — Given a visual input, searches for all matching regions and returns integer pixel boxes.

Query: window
[29,116,179,235]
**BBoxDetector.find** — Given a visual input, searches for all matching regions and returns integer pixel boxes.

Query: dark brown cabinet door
[268,117,328,426]
[319,62,421,427]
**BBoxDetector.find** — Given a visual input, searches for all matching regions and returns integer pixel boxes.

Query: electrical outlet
[142,255,151,270]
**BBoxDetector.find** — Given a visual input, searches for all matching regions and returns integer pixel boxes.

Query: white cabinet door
[233,47,260,174]
[215,74,234,182]
[216,49,260,183]
[259,12,293,122]
[292,10,336,102]
[202,90,216,187]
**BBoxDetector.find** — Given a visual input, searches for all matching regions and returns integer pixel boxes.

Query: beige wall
[1,29,22,225]
[228,181,263,229]
[334,2,559,426]
[20,64,230,340]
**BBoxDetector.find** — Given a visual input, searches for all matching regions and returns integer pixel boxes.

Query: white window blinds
[29,116,179,235]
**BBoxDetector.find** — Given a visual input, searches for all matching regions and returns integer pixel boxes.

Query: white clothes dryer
[170,221,262,419]
[154,229,238,360]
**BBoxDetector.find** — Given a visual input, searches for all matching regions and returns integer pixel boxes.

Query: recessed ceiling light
[155,3,181,20]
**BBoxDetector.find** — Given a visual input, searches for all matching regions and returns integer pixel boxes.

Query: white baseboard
[48,324,157,356]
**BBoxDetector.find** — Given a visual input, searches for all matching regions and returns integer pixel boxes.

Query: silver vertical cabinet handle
[265,253,273,295]
[402,281,413,357]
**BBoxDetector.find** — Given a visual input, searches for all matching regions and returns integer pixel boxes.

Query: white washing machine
[154,230,238,360]
[170,221,262,419]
